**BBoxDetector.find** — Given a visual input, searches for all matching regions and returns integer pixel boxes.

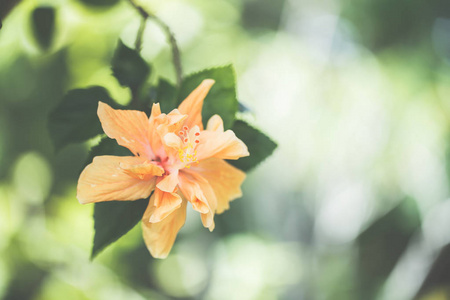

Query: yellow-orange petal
[120,161,164,180]
[178,172,216,231]
[196,129,249,161]
[178,173,208,212]
[150,109,188,156]
[191,158,245,214]
[148,188,183,223]
[98,102,153,158]
[77,156,156,204]
[156,171,179,193]
[206,114,224,132]
[142,197,187,259]
[177,79,215,130]
[163,132,182,149]
[195,176,216,231]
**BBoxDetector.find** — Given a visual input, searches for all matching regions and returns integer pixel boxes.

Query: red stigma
[195,140,199,143]
[195,132,200,136]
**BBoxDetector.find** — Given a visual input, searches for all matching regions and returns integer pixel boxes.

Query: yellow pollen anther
[177,126,200,167]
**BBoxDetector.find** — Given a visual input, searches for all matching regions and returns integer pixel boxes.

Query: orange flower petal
[195,176,216,231]
[178,79,215,130]
[196,129,249,161]
[178,172,216,231]
[163,132,182,149]
[77,156,156,204]
[120,161,164,180]
[98,102,153,158]
[147,188,183,223]
[142,197,187,259]
[191,158,245,214]
[150,108,188,156]
[156,171,179,193]
[206,114,224,132]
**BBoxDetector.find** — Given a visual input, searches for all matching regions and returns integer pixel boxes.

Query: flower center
[177,126,200,168]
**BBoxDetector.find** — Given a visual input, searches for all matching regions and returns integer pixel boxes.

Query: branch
[126,0,183,88]
[134,15,147,52]
[151,16,183,88]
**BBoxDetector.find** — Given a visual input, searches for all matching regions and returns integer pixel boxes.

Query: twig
[135,15,146,52]
[151,16,183,88]
[126,0,183,88]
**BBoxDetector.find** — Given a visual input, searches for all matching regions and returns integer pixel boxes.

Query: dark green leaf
[91,198,149,259]
[84,137,132,170]
[416,243,450,298]
[48,86,117,151]
[356,198,421,299]
[227,120,277,172]
[155,78,177,113]
[111,40,150,90]
[178,65,238,129]
[31,6,55,51]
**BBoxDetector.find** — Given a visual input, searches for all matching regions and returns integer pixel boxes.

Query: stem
[134,15,146,52]
[151,16,183,88]
[126,0,183,88]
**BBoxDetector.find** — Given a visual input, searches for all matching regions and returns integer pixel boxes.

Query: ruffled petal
[147,188,183,223]
[142,197,187,259]
[191,158,245,214]
[98,102,153,158]
[163,132,182,149]
[119,161,164,180]
[149,108,188,157]
[77,156,157,204]
[156,171,179,193]
[177,79,215,130]
[178,172,216,231]
[195,176,216,231]
[196,129,249,161]
[148,103,162,153]
[206,114,224,132]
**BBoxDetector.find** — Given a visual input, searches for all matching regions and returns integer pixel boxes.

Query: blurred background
[2,0,450,299]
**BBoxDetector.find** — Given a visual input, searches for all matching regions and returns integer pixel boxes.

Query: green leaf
[84,137,132,168]
[178,65,238,130]
[91,198,149,259]
[111,40,150,90]
[415,243,450,299]
[228,120,277,172]
[48,86,117,151]
[31,6,55,51]
[155,78,177,113]
[356,198,421,299]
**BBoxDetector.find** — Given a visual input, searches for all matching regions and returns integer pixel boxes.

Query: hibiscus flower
[77,79,249,258]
